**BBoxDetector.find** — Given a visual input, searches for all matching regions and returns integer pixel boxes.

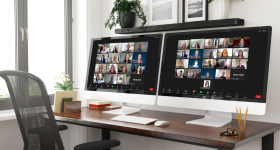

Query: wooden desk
[55,107,280,150]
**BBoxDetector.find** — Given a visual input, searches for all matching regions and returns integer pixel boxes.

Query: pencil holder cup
[238,117,247,134]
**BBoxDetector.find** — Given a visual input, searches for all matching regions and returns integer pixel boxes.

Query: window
[28,0,65,94]
[0,1,15,98]
[0,0,72,107]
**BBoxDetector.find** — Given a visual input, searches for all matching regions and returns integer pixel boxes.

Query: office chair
[0,70,120,150]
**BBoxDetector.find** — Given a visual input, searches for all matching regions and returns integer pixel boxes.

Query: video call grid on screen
[94,41,149,85]
[160,27,271,103]
[175,37,250,82]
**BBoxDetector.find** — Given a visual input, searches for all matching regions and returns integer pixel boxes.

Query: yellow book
[89,100,111,105]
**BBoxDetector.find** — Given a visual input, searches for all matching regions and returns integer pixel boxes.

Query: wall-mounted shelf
[115,18,244,34]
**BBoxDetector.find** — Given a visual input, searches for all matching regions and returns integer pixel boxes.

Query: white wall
[86,0,103,142]
[89,0,280,150]
[0,117,78,150]
[0,119,23,150]
[72,0,108,148]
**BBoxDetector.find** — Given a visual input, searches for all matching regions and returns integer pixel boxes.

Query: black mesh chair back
[0,70,64,150]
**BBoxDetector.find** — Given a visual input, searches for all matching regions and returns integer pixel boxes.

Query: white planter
[219,0,231,19]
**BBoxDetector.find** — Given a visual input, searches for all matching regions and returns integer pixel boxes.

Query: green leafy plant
[53,72,78,91]
[105,0,147,30]
[0,88,3,99]
[0,87,5,99]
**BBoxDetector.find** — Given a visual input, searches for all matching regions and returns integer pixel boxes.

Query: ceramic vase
[119,12,135,28]
[219,0,231,19]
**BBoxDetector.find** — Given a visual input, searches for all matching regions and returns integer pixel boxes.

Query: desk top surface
[55,107,280,150]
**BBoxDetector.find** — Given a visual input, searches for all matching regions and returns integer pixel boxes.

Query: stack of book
[89,100,111,109]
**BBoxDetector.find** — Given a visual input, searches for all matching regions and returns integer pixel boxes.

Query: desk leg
[102,129,110,150]
[262,132,274,150]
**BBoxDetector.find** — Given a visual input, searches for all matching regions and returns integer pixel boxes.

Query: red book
[89,104,111,108]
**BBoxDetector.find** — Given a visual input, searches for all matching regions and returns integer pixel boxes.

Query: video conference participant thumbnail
[189,49,203,59]
[93,73,105,84]
[106,64,118,74]
[201,69,215,79]
[216,59,232,69]
[230,70,247,80]
[177,50,190,58]
[175,59,189,68]
[109,43,122,53]
[190,39,204,49]
[202,59,216,69]
[108,53,119,63]
[200,80,213,89]
[217,48,232,58]
[121,42,134,53]
[188,59,202,69]
[133,53,147,63]
[218,38,233,48]
[203,49,217,58]
[232,59,248,69]
[187,69,201,79]
[96,54,108,63]
[232,48,249,58]
[233,37,250,48]
[178,40,190,50]
[204,38,219,48]
[175,69,187,78]
[130,74,144,85]
[117,74,131,85]
[98,43,109,53]
[132,63,145,74]
[118,64,132,74]
[95,64,106,73]
[119,53,133,63]
[215,69,231,80]
[204,80,211,89]
[134,41,148,52]
[105,74,117,84]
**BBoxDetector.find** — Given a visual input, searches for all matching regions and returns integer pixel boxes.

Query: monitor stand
[102,102,141,115]
[186,110,232,127]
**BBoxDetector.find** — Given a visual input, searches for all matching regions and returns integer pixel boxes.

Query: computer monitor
[84,34,163,114]
[158,26,272,127]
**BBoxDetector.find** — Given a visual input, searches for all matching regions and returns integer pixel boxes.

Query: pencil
[239,107,243,131]
[236,106,241,130]
[243,106,248,131]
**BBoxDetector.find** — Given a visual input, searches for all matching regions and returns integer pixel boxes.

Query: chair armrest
[57,125,68,131]
[28,127,51,134]
[74,140,120,150]
[28,125,68,134]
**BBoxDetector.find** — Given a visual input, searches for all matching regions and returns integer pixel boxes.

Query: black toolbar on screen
[159,27,272,103]
[86,34,162,95]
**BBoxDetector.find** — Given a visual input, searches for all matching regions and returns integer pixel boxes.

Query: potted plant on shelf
[105,0,147,30]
